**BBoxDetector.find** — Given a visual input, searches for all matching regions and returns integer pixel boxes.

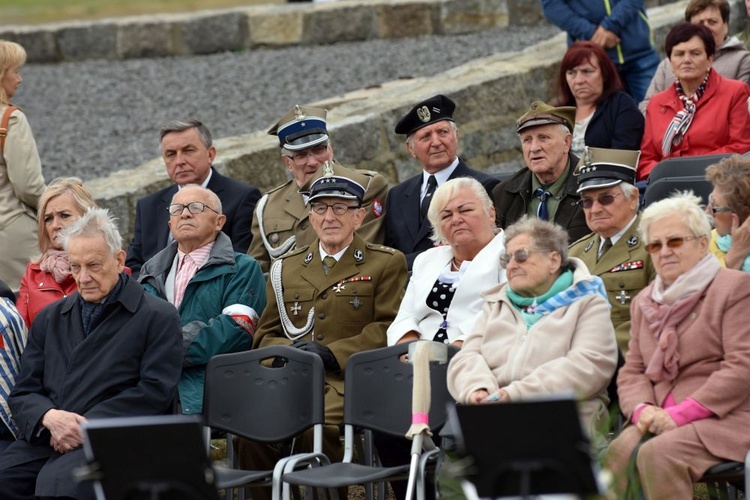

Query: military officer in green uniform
[238,172,407,500]
[248,105,389,272]
[569,147,655,353]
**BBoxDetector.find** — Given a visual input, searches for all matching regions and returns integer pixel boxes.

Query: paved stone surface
[14,23,560,182]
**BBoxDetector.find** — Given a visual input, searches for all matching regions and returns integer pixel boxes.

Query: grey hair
[159,119,212,148]
[639,191,711,243]
[406,120,458,149]
[619,181,638,199]
[427,177,495,244]
[504,215,570,267]
[60,207,123,255]
[171,184,223,214]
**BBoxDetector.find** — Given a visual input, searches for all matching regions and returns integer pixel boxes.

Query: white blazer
[387,231,506,345]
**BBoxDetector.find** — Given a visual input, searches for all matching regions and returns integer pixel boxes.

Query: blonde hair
[36,178,97,257]
[0,40,26,104]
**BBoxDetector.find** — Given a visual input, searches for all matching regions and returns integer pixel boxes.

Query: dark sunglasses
[577,193,623,209]
[499,248,547,269]
[644,235,701,254]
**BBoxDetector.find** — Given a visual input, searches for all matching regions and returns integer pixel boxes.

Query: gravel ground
[13,24,561,182]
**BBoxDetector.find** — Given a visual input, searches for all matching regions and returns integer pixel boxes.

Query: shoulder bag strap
[0,104,20,156]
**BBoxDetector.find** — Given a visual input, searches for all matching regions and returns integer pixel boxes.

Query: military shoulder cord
[257,194,297,259]
[270,258,314,340]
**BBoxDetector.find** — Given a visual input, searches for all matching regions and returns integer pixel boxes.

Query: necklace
[451,258,462,271]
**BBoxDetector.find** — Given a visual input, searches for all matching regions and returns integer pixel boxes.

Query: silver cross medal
[616,290,630,305]
[290,302,302,316]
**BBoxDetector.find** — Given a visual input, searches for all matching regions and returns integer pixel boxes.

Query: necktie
[534,188,552,221]
[323,256,337,275]
[598,238,613,262]
[420,175,438,219]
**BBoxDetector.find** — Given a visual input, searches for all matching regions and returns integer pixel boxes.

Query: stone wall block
[329,115,384,165]
[2,30,59,63]
[248,11,304,46]
[376,3,436,39]
[302,6,376,45]
[439,0,508,35]
[117,22,176,59]
[58,24,118,61]
[183,12,249,55]
[507,0,547,26]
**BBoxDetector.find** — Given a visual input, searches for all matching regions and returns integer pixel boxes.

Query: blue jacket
[541,0,656,64]
[140,232,267,414]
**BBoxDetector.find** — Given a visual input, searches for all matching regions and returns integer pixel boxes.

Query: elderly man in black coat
[0,208,183,500]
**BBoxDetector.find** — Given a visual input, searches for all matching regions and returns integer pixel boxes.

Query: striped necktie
[534,188,552,221]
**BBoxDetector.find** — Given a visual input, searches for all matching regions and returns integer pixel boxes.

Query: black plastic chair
[281,343,458,500]
[698,450,750,500]
[643,153,732,207]
[203,345,326,500]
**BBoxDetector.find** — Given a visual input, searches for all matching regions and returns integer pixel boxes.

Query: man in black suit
[126,120,260,276]
[384,94,499,268]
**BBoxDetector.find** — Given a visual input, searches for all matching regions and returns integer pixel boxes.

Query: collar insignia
[304,252,313,264]
[353,249,364,262]
[627,235,638,247]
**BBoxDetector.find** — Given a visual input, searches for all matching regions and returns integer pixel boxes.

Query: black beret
[394,94,456,136]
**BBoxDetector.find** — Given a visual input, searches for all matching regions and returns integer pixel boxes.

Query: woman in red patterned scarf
[637,23,750,181]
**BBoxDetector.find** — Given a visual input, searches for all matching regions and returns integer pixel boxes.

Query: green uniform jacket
[248,161,389,272]
[569,215,655,353]
[253,234,406,399]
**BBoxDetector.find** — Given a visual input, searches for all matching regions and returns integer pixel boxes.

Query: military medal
[350,297,363,310]
[333,283,345,293]
[290,302,302,316]
[609,261,644,273]
[615,290,631,305]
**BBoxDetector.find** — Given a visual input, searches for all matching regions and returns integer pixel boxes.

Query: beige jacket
[447,258,618,436]
[0,105,44,227]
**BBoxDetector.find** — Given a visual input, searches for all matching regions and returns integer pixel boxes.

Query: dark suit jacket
[126,168,260,276]
[384,159,500,269]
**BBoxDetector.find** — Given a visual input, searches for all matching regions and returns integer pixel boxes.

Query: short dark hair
[159,120,212,148]
[684,0,730,24]
[556,41,623,106]
[665,22,716,59]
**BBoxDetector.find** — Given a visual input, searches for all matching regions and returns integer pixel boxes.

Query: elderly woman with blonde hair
[448,216,617,438]
[17,178,96,326]
[0,40,45,290]
[605,192,750,499]
[387,177,505,348]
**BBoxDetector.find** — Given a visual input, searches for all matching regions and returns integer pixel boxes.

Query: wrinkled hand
[725,213,750,269]
[591,26,620,48]
[42,409,86,454]
[292,340,340,372]
[636,406,677,435]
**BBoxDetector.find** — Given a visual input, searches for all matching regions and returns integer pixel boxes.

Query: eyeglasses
[644,235,701,254]
[285,144,329,166]
[577,193,623,209]
[310,202,361,216]
[499,248,547,269]
[707,195,733,214]
[167,202,220,217]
